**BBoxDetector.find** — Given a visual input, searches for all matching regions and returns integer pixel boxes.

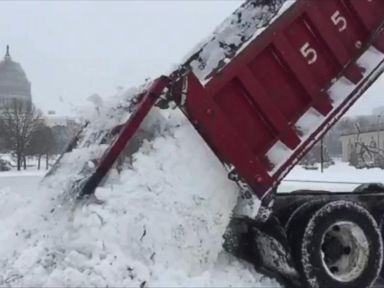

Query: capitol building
[0,46,32,108]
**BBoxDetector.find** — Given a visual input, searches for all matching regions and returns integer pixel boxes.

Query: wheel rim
[320,221,369,282]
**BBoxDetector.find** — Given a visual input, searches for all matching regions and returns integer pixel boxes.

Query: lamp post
[377,115,382,151]
[320,137,324,173]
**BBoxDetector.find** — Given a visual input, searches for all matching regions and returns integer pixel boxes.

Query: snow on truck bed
[184,0,295,85]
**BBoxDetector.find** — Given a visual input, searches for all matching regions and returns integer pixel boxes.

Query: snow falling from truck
[0,107,280,287]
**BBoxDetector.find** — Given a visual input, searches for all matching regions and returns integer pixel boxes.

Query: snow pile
[0,109,279,287]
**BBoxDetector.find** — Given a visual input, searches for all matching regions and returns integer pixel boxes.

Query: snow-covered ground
[1,119,383,288]
[279,161,384,193]
[0,170,45,207]
[0,153,56,171]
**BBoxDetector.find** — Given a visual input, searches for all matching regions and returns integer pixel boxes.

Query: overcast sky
[0,0,381,117]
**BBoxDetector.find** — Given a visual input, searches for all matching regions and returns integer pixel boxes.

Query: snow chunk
[357,47,384,76]
[266,141,292,175]
[328,77,355,105]
[295,108,325,139]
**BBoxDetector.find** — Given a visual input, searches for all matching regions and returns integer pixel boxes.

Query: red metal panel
[340,0,384,58]
[214,78,275,155]
[181,0,384,199]
[185,74,273,197]
[248,47,309,126]
[316,0,369,55]
[237,68,301,150]
[273,34,334,116]
[347,0,383,32]
[284,16,340,88]
[305,2,364,84]
[373,33,384,54]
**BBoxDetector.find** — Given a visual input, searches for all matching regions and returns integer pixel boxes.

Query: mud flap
[224,216,301,287]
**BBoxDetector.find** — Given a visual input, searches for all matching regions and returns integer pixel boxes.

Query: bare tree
[0,99,42,170]
[27,123,56,170]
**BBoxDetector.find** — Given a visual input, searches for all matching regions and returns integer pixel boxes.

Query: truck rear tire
[299,200,383,288]
[285,200,326,269]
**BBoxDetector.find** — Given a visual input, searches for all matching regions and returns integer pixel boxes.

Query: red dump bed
[180,0,384,199]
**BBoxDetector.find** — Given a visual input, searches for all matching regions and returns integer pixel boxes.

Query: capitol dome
[0,46,31,107]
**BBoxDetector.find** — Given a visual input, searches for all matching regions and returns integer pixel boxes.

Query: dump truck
[43,0,384,287]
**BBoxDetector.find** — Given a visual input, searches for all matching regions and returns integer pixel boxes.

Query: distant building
[44,114,74,128]
[0,46,32,108]
[340,129,384,162]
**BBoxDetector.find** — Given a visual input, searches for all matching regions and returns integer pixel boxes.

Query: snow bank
[279,160,384,192]
[0,109,279,287]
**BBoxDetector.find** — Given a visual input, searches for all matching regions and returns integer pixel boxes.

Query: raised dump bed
[177,0,384,200]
